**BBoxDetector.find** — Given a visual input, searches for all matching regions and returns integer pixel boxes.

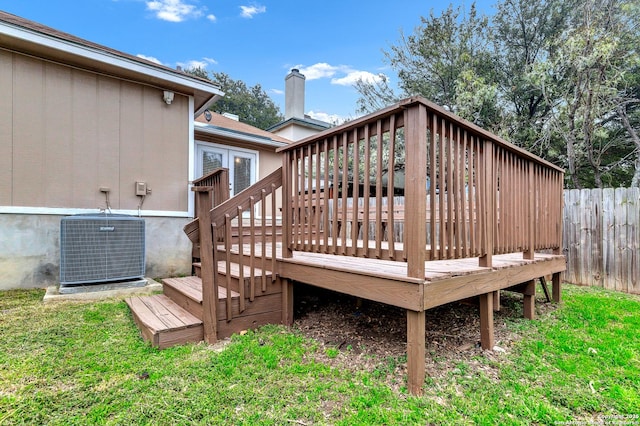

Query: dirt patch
[292,284,557,390]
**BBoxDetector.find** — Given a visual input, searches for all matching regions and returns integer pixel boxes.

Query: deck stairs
[126,252,283,349]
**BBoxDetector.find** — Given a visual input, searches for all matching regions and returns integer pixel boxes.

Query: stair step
[125,294,203,349]
[162,276,240,319]
[163,276,240,302]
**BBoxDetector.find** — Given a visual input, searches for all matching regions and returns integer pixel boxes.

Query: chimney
[285,68,305,120]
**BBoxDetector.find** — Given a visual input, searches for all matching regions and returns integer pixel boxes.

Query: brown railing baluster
[428,113,437,261]
[224,214,233,321]
[362,124,371,253]
[446,121,455,258]
[249,196,256,302]
[331,135,339,254]
[340,132,348,255]
[351,129,360,255]
[237,206,246,312]
[314,142,322,252]
[271,183,277,282]
[375,119,384,258]
[322,138,330,254]
[387,115,396,260]
[261,189,267,292]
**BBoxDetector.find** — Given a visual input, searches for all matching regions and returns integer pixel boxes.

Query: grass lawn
[1,284,639,425]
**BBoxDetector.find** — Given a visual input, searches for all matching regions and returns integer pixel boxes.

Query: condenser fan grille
[60,214,145,286]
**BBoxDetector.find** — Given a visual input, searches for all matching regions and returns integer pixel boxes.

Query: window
[195,142,257,196]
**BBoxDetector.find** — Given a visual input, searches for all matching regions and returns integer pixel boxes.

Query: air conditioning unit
[60,214,145,287]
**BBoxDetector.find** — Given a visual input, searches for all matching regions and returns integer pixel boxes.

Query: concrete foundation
[0,213,192,290]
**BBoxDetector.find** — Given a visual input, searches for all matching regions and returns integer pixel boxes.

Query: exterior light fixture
[163,90,174,105]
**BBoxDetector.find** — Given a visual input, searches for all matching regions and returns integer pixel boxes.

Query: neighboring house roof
[195,112,292,148]
[265,115,332,133]
[0,11,223,116]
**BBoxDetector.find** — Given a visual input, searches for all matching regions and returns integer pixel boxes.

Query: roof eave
[194,122,288,149]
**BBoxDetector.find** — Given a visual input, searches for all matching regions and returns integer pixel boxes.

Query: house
[0,11,291,290]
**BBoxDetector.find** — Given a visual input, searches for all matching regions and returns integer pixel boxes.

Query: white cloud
[136,54,163,65]
[177,57,217,71]
[146,0,203,22]
[307,111,349,126]
[295,63,343,80]
[206,14,217,22]
[331,71,386,86]
[270,89,284,95]
[294,63,387,87]
[240,5,266,18]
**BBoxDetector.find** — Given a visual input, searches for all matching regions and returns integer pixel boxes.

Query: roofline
[194,122,288,148]
[266,116,331,132]
[0,16,224,99]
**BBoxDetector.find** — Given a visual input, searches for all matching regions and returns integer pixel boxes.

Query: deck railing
[277,97,564,276]
[186,168,282,340]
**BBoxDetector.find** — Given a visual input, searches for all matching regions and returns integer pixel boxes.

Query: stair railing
[187,168,283,340]
[189,168,230,259]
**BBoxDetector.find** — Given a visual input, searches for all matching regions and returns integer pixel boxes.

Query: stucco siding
[0,213,192,290]
[1,52,189,213]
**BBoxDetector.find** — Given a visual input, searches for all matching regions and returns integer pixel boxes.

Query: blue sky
[1,0,495,123]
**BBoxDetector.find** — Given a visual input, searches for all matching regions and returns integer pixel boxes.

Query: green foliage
[356,0,640,188]
[186,68,284,130]
[1,285,639,424]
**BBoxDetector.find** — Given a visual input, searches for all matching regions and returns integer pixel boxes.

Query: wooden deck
[227,242,564,311]
[178,97,567,396]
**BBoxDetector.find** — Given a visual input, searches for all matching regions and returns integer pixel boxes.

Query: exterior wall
[0,50,190,213]
[0,213,192,290]
[0,50,194,289]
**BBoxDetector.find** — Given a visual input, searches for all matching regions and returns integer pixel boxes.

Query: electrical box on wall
[135,181,147,196]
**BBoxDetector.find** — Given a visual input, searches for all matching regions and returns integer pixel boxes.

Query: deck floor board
[225,241,563,284]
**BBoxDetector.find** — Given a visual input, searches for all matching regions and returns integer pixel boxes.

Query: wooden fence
[563,187,640,294]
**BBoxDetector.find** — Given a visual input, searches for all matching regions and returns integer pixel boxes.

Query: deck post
[407,309,425,395]
[194,188,218,344]
[492,290,500,312]
[404,103,427,278]
[479,292,494,350]
[552,272,562,303]
[523,279,536,319]
[281,278,294,326]
[479,140,494,268]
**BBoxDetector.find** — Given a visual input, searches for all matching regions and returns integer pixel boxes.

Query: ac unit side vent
[60,214,145,286]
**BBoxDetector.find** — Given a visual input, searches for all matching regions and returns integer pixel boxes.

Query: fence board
[563,187,640,294]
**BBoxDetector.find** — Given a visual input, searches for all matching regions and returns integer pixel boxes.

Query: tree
[492,0,574,156]
[533,0,638,188]
[186,68,283,130]
[356,3,498,129]
[356,0,640,188]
